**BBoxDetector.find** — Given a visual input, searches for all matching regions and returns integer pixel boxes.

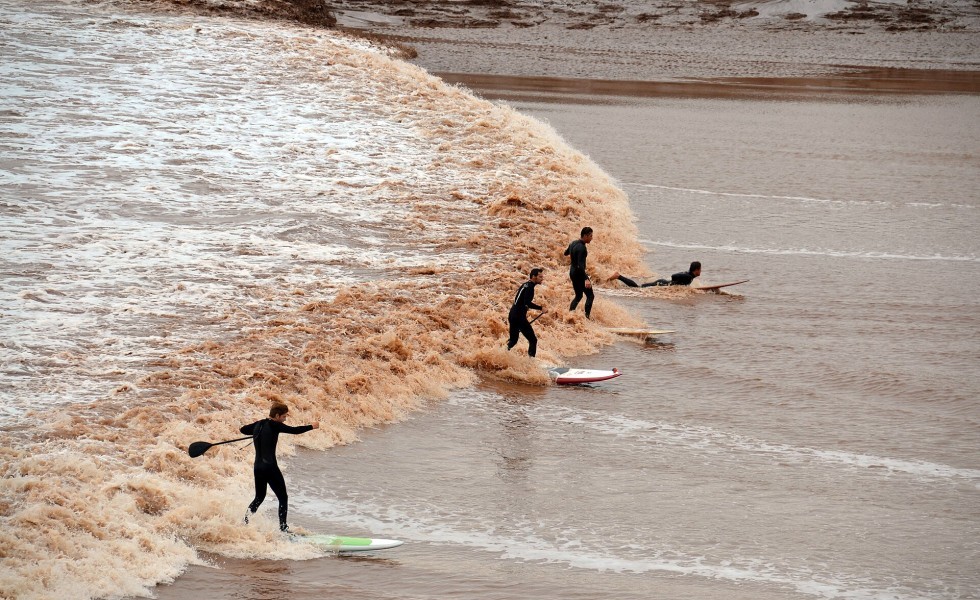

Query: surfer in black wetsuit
[564,227,594,319]
[507,268,545,358]
[241,403,319,533]
[609,261,702,287]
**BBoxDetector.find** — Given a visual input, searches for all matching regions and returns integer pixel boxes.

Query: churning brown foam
[0,19,650,600]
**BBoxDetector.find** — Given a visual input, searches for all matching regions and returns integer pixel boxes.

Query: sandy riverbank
[123,0,980,89]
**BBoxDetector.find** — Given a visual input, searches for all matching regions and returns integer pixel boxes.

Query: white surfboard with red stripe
[548,367,621,385]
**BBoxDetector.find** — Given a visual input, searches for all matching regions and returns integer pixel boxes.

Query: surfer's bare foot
[607,271,620,281]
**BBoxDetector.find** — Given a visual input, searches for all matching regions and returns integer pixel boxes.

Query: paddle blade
[187,441,212,458]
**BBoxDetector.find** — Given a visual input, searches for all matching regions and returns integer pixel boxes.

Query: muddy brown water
[2,1,977,598]
[149,72,980,600]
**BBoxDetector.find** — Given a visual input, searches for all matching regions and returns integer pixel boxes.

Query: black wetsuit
[507,280,542,357]
[240,418,313,530]
[564,239,593,318]
[668,269,697,285]
[617,275,659,288]
[618,270,696,288]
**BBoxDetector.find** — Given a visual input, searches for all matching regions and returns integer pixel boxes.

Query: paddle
[188,436,252,458]
[529,310,545,325]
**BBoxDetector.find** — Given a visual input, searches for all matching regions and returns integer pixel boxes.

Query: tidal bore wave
[0,2,645,598]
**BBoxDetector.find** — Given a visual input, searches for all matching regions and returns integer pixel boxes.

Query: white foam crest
[294,494,936,600]
[0,206,375,413]
[545,405,980,482]
[0,1,493,419]
[639,239,980,263]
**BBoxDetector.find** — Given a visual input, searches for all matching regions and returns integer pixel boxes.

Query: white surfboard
[294,533,404,552]
[548,367,621,385]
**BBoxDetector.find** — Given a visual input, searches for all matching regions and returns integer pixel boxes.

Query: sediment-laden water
[1,1,978,599]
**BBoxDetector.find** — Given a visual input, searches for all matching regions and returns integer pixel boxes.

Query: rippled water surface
[152,85,980,600]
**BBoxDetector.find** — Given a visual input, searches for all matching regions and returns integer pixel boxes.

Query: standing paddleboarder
[564,226,594,319]
[507,268,545,358]
[241,403,319,533]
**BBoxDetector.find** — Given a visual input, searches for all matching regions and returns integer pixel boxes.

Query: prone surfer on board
[564,226,594,319]
[507,268,545,358]
[241,403,319,533]
[609,261,702,287]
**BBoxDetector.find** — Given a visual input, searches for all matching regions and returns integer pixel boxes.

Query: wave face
[0,2,646,598]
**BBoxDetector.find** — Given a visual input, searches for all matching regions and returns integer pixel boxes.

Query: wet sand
[434,68,980,103]
[324,1,980,103]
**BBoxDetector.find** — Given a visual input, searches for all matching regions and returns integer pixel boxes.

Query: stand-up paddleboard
[607,327,675,336]
[548,367,621,385]
[693,279,749,292]
[293,533,403,552]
